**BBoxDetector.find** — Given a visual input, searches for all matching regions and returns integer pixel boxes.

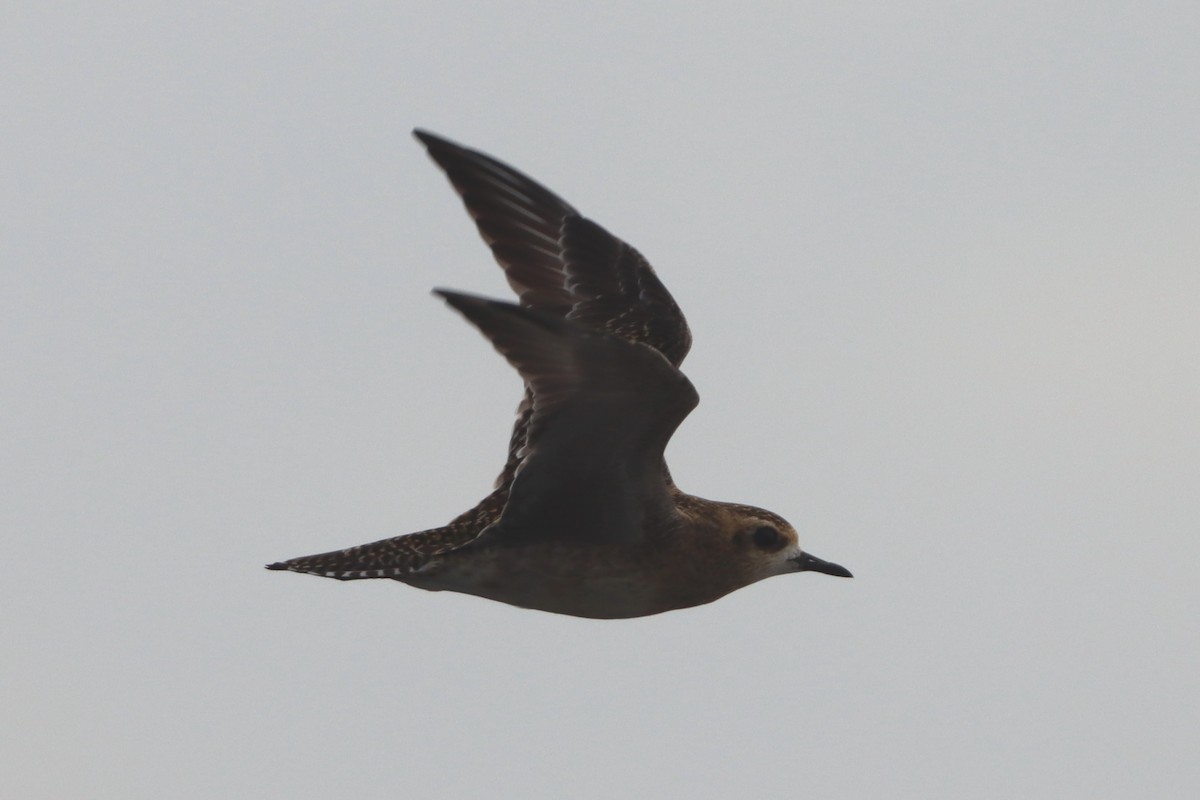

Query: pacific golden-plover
[267,130,851,618]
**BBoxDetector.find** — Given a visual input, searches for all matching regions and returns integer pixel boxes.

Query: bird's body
[267,130,851,618]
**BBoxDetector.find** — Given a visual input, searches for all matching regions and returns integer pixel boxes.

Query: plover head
[714,504,853,586]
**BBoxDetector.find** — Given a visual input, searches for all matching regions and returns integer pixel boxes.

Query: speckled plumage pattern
[267,131,851,617]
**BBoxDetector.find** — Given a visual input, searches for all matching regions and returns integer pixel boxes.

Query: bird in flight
[267,130,851,618]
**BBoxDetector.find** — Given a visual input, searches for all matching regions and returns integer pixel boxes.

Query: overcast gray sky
[4,3,1198,798]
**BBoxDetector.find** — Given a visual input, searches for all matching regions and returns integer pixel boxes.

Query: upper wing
[559,215,692,366]
[436,291,698,545]
[413,130,692,366]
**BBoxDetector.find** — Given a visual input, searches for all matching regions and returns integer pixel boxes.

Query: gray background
[4,3,1197,798]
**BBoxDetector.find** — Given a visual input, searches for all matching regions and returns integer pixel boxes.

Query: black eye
[752,526,781,549]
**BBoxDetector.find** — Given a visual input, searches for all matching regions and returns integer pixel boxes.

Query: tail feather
[269,485,509,583]
[266,524,468,581]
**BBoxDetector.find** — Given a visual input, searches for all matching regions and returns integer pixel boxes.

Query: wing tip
[411,127,440,148]
[432,287,488,312]
[413,128,473,161]
[434,289,573,342]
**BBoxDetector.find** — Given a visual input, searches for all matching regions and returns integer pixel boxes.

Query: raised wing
[436,290,698,545]
[416,130,696,504]
[413,130,692,366]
